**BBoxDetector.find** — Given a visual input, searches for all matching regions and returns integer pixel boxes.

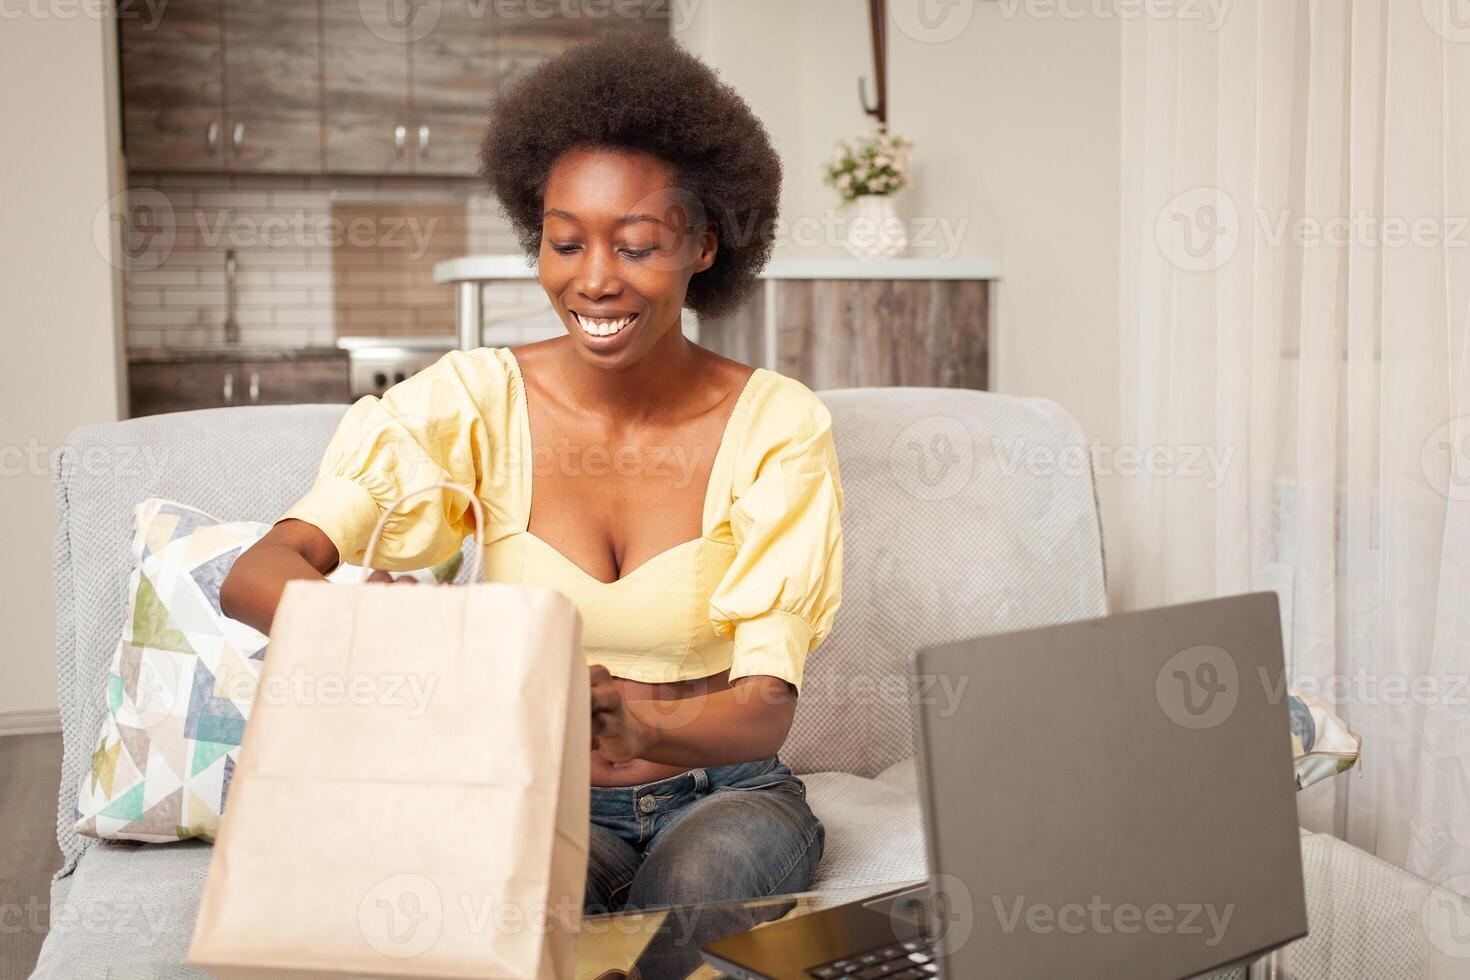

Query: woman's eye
[549,242,581,255]
[620,247,656,259]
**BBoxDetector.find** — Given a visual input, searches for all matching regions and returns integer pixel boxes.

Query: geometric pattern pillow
[74,498,461,843]
[1289,690,1362,792]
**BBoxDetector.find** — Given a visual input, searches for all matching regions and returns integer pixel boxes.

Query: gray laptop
[703,592,1308,979]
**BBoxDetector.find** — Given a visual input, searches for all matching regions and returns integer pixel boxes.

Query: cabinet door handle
[249,371,260,404]
[206,119,220,152]
[231,122,244,155]
[418,125,430,154]
[394,124,407,157]
[222,371,235,404]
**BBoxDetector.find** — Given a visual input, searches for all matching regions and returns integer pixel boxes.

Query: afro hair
[479,32,782,319]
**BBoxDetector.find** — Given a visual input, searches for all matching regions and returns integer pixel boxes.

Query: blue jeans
[584,755,825,915]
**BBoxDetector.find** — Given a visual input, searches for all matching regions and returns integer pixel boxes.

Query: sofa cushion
[29,840,213,979]
[30,766,925,977]
[805,757,926,890]
[783,388,1107,778]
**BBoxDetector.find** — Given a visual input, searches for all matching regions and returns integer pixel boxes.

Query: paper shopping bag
[188,485,590,979]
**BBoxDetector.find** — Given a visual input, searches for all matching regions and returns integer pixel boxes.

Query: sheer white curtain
[1119,0,1470,884]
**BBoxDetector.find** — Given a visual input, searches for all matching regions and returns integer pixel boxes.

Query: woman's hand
[366,570,419,584]
[589,665,658,764]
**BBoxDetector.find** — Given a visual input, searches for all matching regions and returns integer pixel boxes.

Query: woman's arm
[219,518,341,635]
[589,667,797,768]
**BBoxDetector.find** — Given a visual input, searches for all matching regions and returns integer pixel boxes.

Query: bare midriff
[589,668,736,786]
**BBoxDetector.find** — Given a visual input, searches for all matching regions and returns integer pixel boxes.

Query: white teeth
[574,312,634,337]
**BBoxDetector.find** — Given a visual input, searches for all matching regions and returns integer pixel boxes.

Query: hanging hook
[859,0,888,125]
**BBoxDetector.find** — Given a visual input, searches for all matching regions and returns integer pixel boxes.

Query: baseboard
[0,709,62,736]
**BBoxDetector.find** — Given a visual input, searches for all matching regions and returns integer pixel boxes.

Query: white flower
[837,173,852,189]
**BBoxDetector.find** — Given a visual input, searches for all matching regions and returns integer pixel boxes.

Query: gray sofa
[32,386,1107,977]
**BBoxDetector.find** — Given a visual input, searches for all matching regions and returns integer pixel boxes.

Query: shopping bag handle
[362,481,485,584]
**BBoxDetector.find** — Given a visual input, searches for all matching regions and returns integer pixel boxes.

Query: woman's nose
[575,243,622,301]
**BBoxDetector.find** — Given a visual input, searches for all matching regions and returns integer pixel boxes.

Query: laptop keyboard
[806,938,939,979]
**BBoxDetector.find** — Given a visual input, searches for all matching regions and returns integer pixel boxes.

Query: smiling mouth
[571,310,639,338]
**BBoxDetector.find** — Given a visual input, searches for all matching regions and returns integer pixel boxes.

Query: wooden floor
[0,733,64,980]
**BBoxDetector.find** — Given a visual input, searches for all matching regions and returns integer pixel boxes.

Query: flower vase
[844,194,909,260]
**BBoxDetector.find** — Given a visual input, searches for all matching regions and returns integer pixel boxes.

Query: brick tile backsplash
[123,171,555,349]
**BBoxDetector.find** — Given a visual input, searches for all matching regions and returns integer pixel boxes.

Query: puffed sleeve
[278,348,502,572]
[708,382,845,694]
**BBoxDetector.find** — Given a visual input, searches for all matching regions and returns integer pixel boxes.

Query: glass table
[105,831,1470,980]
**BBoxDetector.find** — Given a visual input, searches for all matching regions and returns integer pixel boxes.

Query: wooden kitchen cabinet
[220,0,323,172]
[120,0,325,173]
[118,0,225,171]
[127,351,351,418]
[320,0,412,174]
[118,0,669,176]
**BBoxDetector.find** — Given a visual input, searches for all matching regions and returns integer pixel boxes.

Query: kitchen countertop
[127,345,349,364]
[434,254,1003,284]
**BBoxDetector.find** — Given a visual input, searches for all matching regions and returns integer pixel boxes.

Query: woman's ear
[694,226,718,274]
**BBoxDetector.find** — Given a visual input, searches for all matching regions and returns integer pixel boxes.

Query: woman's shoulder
[744,367,832,436]
[733,366,836,475]
[400,346,521,423]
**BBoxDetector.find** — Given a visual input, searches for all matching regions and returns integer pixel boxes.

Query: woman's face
[539,145,716,369]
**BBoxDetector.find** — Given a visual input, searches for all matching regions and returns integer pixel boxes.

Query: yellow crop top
[279,347,845,693]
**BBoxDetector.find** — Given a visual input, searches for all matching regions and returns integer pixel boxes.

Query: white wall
[0,8,125,726]
[678,1,1127,605]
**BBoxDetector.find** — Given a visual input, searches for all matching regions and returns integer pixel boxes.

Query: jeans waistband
[588,756,780,818]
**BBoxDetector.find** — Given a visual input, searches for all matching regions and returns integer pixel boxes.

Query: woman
[220,33,845,915]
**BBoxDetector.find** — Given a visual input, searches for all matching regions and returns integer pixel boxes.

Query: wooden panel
[222,0,320,46]
[694,282,770,369]
[118,0,219,45]
[491,0,669,94]
[410,34,496,176]
[239,358,351,404]
[322,37,411,174]
[775,279,989,390]
[223,4,322,173]
[118,32,224,170]
[128,355,351,417]
[127,360,239,416]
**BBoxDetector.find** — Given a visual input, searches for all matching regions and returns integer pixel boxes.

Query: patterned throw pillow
[74,498,461,843]
[1289,691,1362,791]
